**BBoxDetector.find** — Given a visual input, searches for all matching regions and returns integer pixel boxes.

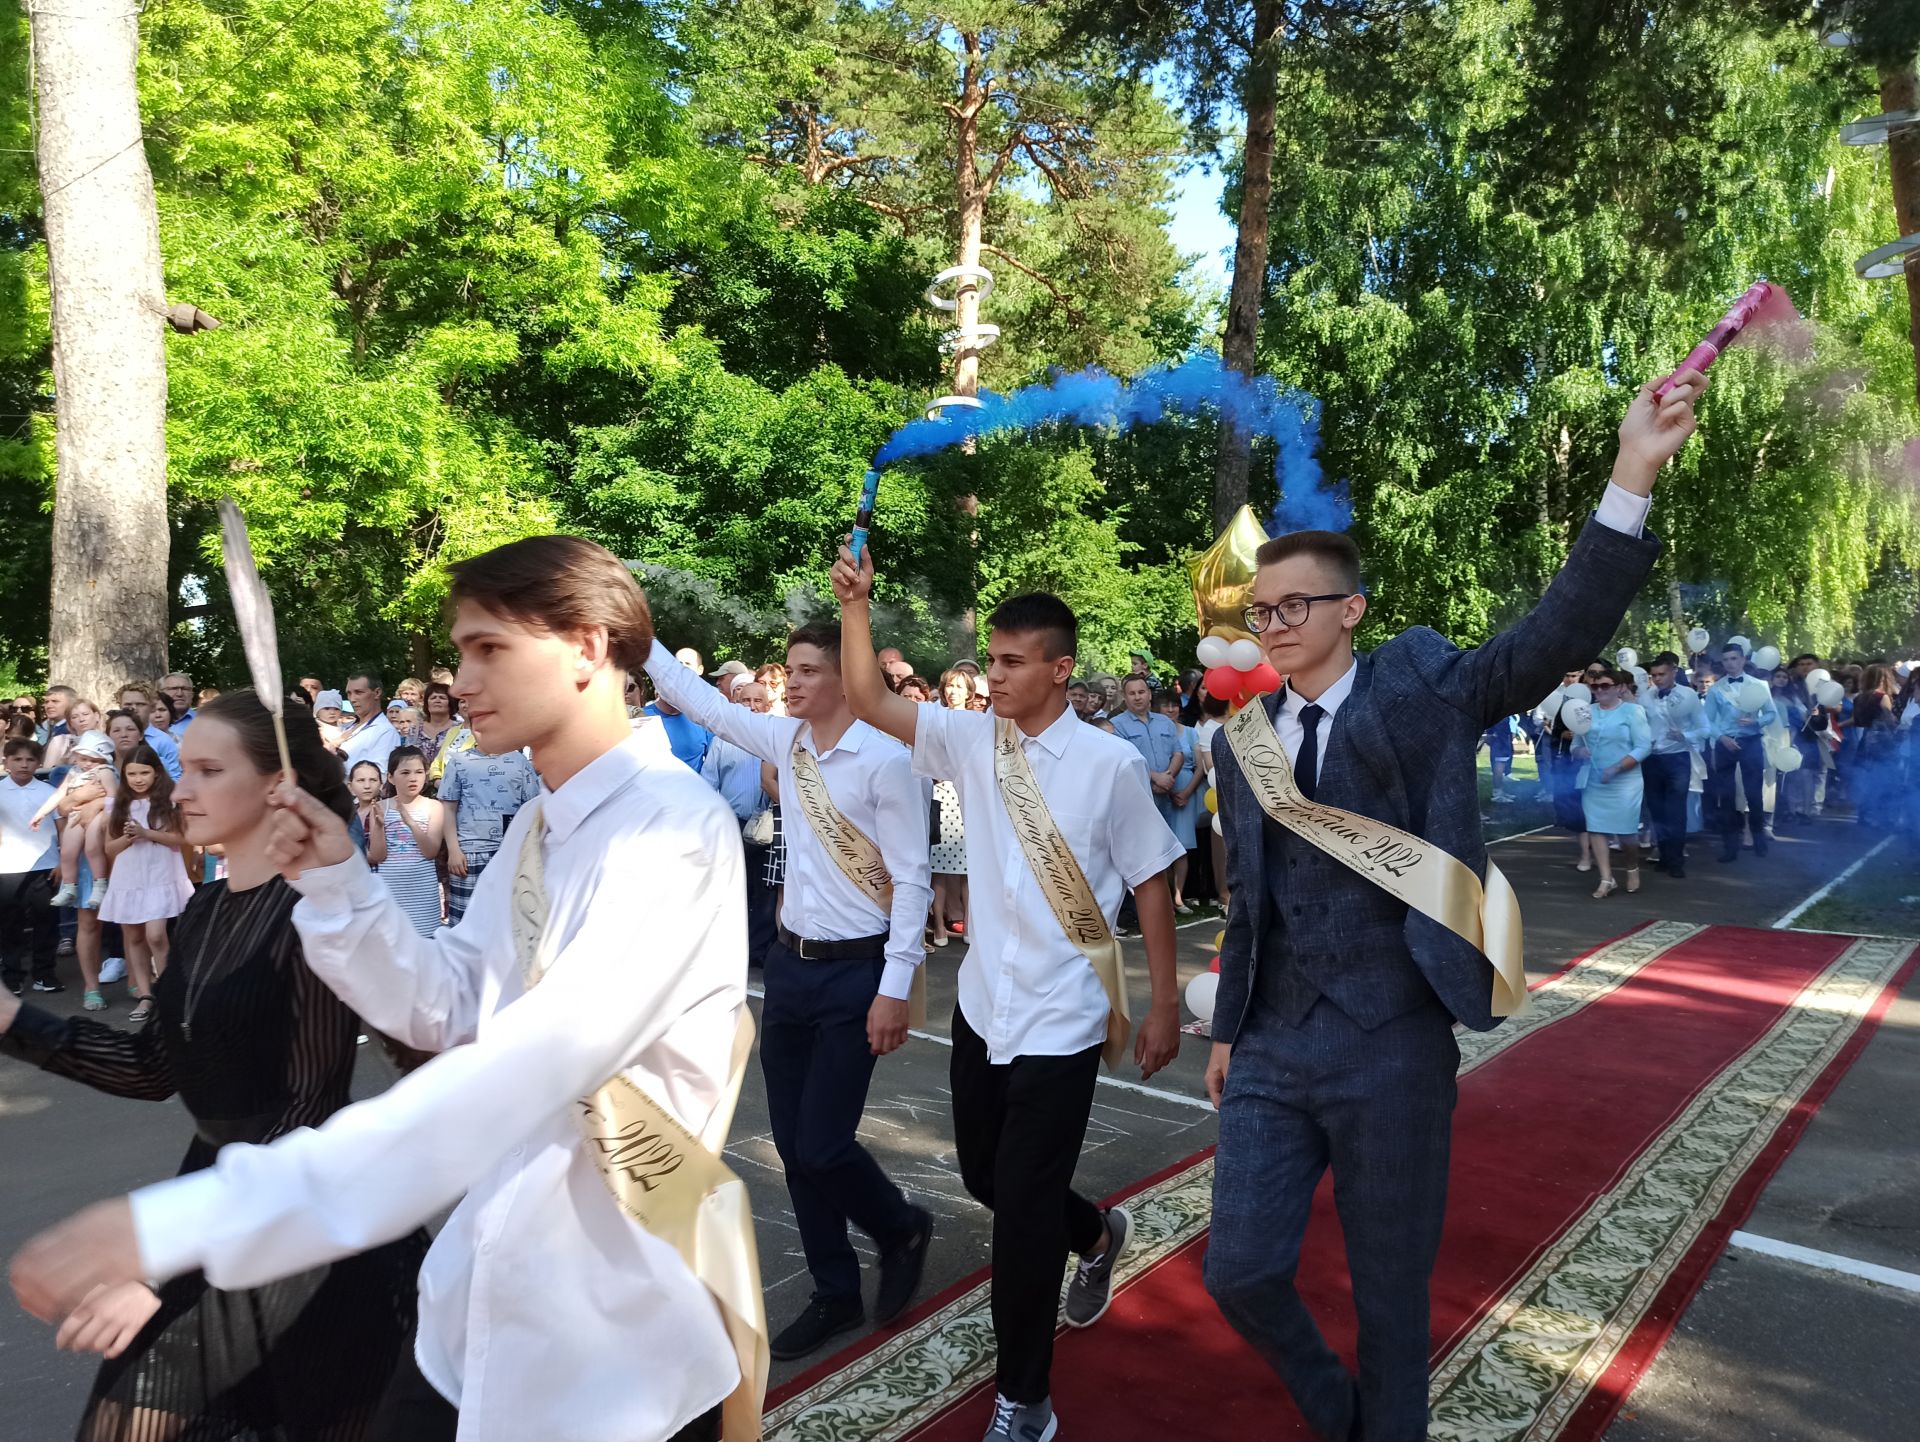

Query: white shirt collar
[1282,657,1359,722]
[541,728,669,845]
[1016,702,1081,759]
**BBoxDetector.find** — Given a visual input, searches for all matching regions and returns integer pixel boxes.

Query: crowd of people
[1496,646,1919,897]
[0,366,1914,1442]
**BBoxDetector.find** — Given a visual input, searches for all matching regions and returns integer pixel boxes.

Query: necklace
[179,885,231,1043]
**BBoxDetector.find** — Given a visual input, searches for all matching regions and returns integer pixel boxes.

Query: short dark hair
[1152,688,1180,709]
[346,669,383,694]
[1066,679,1089,694]
[1721,642,1745,656]
[1791,653,1818,666]
[1123,674,1152,693]
[1650,651,1681,669]
[786,622,842,669]
[387,744,427,776]
[985,592,1078,661]
[4,736,43,761]
[198,691,354,824]
[446,535,655,674]
[1254,529,1362,594]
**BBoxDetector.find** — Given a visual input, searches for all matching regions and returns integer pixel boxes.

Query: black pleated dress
[1,876,428,1442]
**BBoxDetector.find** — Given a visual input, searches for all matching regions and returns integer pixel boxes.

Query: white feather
[218,499,285,716]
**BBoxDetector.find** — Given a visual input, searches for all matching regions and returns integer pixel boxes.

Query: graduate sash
[992,718,1132,1069]
[788,735,927,1027]
[1221,700,1528,1017]
[511,807,768,1440]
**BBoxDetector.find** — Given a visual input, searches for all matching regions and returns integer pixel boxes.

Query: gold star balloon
[1187,504,1270,642]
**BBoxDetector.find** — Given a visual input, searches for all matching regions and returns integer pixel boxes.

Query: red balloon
[1204,664,1245,702]
[1208,954,1221,974]
[1243,662,1283,695]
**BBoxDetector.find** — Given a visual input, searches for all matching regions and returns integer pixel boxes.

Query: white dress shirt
[0,776,57,873]
[130,727,745,1442]
[913,702,1183,1061]
[645,640,931,999]
[1644,685,1708,755]
[1274,658,1359,786]
[337,710,402,778]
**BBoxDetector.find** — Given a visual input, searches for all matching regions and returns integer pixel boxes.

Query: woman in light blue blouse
[1575,666,1652,899]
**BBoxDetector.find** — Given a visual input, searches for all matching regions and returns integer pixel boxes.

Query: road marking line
[1488,822,1554,846]
[1771,836,1895,930]
[1728,1230,1920,1294]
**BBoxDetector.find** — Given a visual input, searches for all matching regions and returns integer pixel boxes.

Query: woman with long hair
[408,683,460,775]
[0,691,425,1441]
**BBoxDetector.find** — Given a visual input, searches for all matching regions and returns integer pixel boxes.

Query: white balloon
[1196,635,1231,668]
[1727,634,1751,656]
[1184,971,1219,1025]
[1563,682,1592,704]
[1210,811,1223,836]
[1668,686,1703,719]
[1734,676,1770,713]
[1562,699,1594,736]
[1226,638,1263,672]
[1615,647,1638,669]
[1806,668,1831,688]
[1630,666,1650,693]
[1816,679,1844,708]
[1752,645,1781,673]
[1768,743,1803,773]
[1687,626,1711,653]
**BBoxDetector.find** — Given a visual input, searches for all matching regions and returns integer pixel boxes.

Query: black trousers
[950,1008,1106,1405]
[742,841,777,968]
[364,1342,721,1442]
[761,939,919,1301]
[1708,734,1768,849]
[0,869,57,985]
[1641,751,1692,865]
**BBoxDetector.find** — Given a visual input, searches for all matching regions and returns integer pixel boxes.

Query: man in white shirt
[645,621,935,1360]
[1643,651,1707,877]
[834,561,1184,1442]
[0,737,60,995]
[10,535,752,1442]
[338,670,403,779]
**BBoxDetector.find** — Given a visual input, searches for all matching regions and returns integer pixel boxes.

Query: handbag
[743,806,774,846]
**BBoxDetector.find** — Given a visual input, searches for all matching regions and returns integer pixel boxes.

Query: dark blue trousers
[1641,751,1693,865]
[760,939,918,1302]
[1708,734,1768,850]
[1206,995,1459,1442]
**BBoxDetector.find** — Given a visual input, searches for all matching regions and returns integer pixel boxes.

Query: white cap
[314,689,344,711]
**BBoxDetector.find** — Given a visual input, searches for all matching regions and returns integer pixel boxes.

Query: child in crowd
[32,731,117,908]
[347,758,386,856]
[100,743,195,1020]
[375,746,444,935]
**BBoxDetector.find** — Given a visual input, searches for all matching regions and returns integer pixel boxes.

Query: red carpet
[762,922,1918,1442]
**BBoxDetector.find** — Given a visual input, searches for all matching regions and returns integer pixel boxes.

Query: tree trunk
[950,33,989,655]
[1213,0,1285,534]
[1880,62,1920,411]
[34,0,171,700]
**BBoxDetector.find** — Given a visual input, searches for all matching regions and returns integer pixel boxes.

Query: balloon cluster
[1196,634,1283,711]
[1184,930,1227,1027]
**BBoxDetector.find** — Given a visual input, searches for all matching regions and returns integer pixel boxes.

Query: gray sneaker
[983,1393,1057,1442]
[1063,1204,1131,1328]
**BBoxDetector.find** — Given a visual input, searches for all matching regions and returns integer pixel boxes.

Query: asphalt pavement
[0,806,1911,1441]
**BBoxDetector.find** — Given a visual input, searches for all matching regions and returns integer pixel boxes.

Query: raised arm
[642,640,793,764]
[830,541,921,749]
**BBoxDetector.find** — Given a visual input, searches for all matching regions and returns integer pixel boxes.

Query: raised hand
[1614,367,1708,491]
[831,539,876,607]
[265,784,357,879]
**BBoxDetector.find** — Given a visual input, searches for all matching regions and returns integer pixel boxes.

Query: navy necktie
[1296,703,1325,801]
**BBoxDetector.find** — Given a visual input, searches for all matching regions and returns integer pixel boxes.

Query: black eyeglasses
[1592,681,1617,691]
[1243,594,1352,633]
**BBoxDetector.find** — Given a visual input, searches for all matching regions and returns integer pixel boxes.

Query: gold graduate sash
[788,736,928,1028]
[511,807,769,1440]
[1220,701,1527,1017]
[991,718,1132,1069]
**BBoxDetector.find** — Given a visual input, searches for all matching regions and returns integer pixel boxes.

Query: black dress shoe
[770,1295,864,1361]
[1669,864,1686,879]
[874,1206,934,1325]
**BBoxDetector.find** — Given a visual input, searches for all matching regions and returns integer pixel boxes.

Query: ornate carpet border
[1425,935,1917,1442]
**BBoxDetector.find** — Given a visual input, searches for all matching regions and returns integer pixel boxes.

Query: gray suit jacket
[1212,516,1662,1041]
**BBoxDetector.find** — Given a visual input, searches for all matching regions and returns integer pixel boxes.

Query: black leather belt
[777,925,888,962]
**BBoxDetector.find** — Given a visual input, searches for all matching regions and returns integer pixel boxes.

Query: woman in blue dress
[1575,666,1652,899]
[1153,691,1202,911]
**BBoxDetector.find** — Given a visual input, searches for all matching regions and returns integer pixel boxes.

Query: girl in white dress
[101,743,194,1020]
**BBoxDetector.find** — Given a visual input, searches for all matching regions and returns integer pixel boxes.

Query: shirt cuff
[286,852,380,917]
[130,1169,229,1283]
[1593,482,1651,537]
[879,958,919,1001]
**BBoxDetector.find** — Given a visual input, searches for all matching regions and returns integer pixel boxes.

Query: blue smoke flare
[869,352,1348,534]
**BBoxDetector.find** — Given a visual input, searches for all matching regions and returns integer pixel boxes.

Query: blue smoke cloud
[870,352,1349,534]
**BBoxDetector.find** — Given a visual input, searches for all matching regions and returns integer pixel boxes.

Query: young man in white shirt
[834,554,1185,1442]
[0,737,60,995]
[643,621,936,1359]
[10,535,753,1442]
